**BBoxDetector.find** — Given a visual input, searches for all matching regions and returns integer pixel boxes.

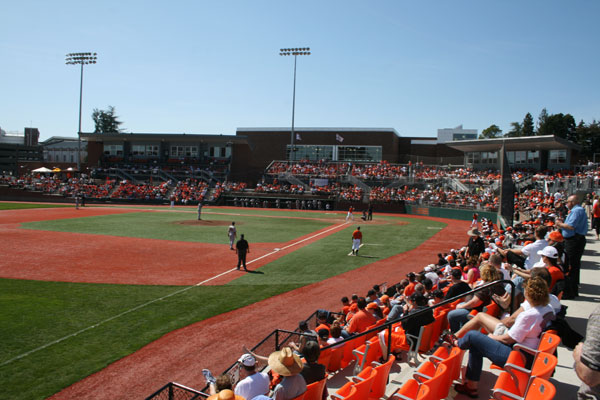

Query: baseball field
[0,202,468,400]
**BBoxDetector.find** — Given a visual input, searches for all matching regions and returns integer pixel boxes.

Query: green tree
[92,106,124,133]
[479,124,502,139]
[522,113,535,136]
[505,122,523,137]
[536,108,549,135]
[539,113,576,140]
[575,120,600,160]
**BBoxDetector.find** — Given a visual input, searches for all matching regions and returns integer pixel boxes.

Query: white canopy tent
[32,167,53,173]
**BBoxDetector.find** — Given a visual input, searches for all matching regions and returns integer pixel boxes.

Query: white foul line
[1,222,349,367]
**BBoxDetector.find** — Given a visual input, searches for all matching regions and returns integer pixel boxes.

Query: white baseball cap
[238,353,256,367]
[537,246,558,259]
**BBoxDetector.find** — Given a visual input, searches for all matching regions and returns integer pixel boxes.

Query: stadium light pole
[279,47,310,161]
[66,52,97,172]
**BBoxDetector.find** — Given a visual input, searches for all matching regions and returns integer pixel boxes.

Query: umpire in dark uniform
[236,234,250,271]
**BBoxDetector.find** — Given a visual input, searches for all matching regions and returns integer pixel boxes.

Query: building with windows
[41,136,85,165]
[437,125,478,143]
[447,135,580,171]
[0,128,42,175]
[79,129,582,183]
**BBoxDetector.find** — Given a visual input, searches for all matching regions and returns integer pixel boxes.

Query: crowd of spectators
[111,181,170,200]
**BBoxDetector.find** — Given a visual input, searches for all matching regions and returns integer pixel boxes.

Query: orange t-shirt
[352,230,362,240]
[347,310,376,334]
[546,265,565,290]
[404,282,416,297]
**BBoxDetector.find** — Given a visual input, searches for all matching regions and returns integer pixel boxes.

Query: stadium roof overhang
[81,132,248,144]
[446,135,580,153]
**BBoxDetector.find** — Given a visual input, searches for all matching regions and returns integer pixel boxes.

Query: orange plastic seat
[327,344,345,373]
[317,347,332,371]
[353,336,383,374]
[413,361,451,399]
[341,335,367,368]
[425,345,464,390]
[392,379,433,400]
[368,356,395,400]
[504,352,558,395]
[492,374,556,400]
[330,385,358,400]
[350,365,378,399]
[491,332,561,370]
[303,377,326,400]
[523,377,556,400]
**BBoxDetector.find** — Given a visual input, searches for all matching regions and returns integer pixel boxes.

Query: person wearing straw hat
[268,347,306,400]
[465,228,485,259]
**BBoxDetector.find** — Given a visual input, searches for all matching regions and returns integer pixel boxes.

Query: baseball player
[346,205,354,222]
[351,226,362,256]
[227,222,237,250]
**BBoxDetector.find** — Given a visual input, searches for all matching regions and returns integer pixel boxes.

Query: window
[549,149,567,164]
[103,144,124,156]
[527,150,539,164]
[337,146,382,162]
[287,145,334,161]
[171,146,198,157]
[515,151,527,164]
[132,145,146,156]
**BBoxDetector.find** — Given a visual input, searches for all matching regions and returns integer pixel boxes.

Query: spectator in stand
[269,347,306,400]
[466,228,485,259]
[447,264,505,333]
[497,225,549,270]
[341,297,376,337]
[404,272,417,297]
[574,304,600,399]
[299,341,328,399]
[234,354,270,400]
[593,194,600,240]
[327,322,344,348]
[314,311,330,335]
[556,195,589,299]
[202,372,243,400]
[449,277,554,398]
[444,268,471,301]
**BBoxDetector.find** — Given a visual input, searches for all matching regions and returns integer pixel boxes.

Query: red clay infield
[0,205,470,399]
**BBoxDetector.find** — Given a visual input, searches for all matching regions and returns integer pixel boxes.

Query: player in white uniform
[227,222,237,250]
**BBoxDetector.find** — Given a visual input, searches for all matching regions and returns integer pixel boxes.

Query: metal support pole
[290,55,297,161]
[77,63,84,171]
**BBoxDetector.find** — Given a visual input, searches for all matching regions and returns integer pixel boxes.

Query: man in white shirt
[234,353,270,400]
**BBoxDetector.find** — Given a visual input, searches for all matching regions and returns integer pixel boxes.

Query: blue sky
[2,1,599,141]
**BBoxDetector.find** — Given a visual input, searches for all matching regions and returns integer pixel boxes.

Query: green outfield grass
[0,203,71,210]
[0,208,445,400]
[21,210,333,243]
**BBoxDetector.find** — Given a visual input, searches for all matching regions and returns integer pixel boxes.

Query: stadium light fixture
[66,52,97,171]
[279,47,310,161]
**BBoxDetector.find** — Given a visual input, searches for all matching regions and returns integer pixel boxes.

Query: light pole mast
[279,47,310,161]
[66,52,97,171]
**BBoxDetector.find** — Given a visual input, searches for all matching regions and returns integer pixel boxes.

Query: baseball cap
[537,246,558,259]
[238,353,256,367]
[548,231,564,243]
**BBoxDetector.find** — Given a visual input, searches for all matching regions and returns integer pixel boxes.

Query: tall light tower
[279,47,310,161]
[66,52,97,171]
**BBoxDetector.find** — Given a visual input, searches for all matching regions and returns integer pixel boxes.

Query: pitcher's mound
[176,220,232,226]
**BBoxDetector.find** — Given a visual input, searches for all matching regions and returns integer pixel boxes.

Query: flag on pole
[336,134,344,143]
[296,133,302,141]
